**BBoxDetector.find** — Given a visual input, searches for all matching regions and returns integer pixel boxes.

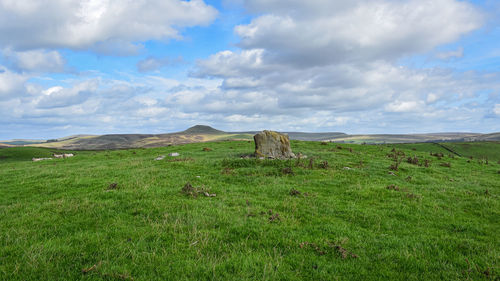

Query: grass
[0,141,499,280]
[391,142,500,160]
[441,142,500,160]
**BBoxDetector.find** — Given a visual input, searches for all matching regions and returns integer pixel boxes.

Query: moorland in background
[1,125,500,150]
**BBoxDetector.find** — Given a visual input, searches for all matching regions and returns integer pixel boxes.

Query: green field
[0,141,499,280]
[391,142,500,160]
[442,142,500,160]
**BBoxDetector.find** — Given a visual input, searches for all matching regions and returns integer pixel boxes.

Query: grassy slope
[441,142,500,160]
[29,134,252,150]
[391,142,500,160]
[0,147,80,161]
[331,134,481,144]
[0,142,498,280]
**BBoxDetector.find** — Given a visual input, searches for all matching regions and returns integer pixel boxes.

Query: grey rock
[254,130,296,159]
[168,152,180,157]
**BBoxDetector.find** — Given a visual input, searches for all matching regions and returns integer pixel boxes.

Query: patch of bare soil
[463,258,496,280]
[407,156,419,165]
[308,158,314,169]
[318,160,329,169]
[221,167,234,175]
[430,152,444,159]
[82,262,101,274]
[386,184,421,199]
[388,149,405,171]
[166,157,194,162]
[181,182,216,198]
[281,167,295,175]
[289,188,301,196]
[82,262,134,280]
[289,188,310,197]
[406,193,420,199]
[299,241,358,259]
[260,209,281,223]
[386,184,400,191]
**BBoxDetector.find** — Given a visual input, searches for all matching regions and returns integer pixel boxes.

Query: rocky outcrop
[254,130,295,159]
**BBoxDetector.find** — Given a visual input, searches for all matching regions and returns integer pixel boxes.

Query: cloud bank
[1,0,499,139]
[0,0,217,53]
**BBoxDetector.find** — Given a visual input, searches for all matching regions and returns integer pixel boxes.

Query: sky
[0,0,499,139]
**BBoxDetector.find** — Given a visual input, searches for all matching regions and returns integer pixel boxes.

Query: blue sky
[0,0,499,139]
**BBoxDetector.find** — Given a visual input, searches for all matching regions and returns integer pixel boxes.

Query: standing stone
[254,130,296,159]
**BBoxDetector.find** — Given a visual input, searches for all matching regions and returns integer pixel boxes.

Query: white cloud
[436,47,464,60]
[134,107,168,118]
[426,93,439,103]
[2,49,66,72]
[385,101,424,113]
[0,0,218,53]
[189,0,498,133]
[234,0,482,66]
[35,80,98,109]
[137,56,183,73]
[0,66,29,99]
[494,104,500,116]
[1,0,499,139]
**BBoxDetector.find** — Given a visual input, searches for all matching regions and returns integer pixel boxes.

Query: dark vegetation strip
[432,142,462,157]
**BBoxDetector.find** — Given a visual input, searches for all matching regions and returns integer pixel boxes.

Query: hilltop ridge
[182,125,225,135]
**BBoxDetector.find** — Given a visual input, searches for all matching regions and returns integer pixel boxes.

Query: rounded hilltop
[182,125,225,135]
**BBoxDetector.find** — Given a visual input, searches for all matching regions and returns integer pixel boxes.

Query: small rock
[154,155,165,160]
[296,152,308,159]
[388,171,396,176]
[386,184,400,191]
[343,167,352,170]
[203,192,216,197]
[168,152,180,157]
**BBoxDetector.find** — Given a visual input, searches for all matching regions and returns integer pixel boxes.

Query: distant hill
[26,125,243,150]
[0,139,46,145]
[2,125,499,150]
[329,133,485,144]
[463,132,500,142]
[285,132,347,141]
[183,125,225,135]
[232,131,347,141]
